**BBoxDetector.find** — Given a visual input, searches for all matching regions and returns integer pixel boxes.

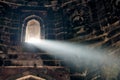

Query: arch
[16,75,46,80]
[25,19,41,42]
[21,15,45,42]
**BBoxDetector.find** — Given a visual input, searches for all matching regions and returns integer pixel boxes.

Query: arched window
[25,19,41,43]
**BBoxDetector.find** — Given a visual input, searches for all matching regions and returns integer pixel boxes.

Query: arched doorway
[25,19,41,43]
[21,15,45,43]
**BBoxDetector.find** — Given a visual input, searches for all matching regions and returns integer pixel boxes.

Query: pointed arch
[21,15,45,43]
[25,19,41,42]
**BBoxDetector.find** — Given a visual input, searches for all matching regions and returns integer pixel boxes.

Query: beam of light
[30,39,119,64]
[28,39,120,79]
[31,40,101,59]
